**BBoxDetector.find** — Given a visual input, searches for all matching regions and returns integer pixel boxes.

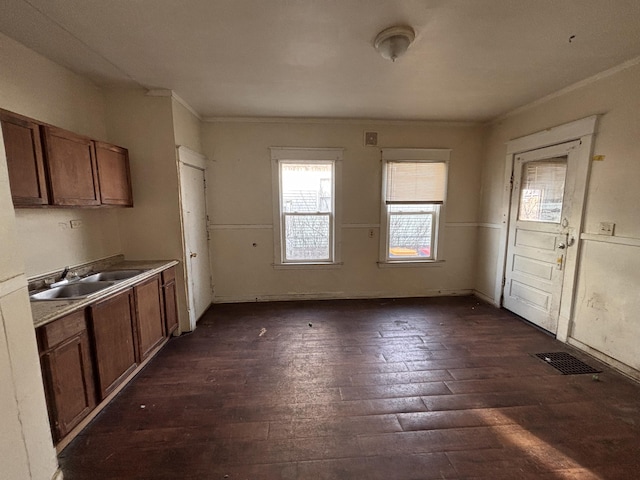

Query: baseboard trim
[567,337,640,384]
[213,289,474,304]
[473,290,500,307]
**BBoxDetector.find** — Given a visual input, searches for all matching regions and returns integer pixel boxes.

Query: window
[380,149,449,263]
[518,158,567,223]
[271,148,342,265]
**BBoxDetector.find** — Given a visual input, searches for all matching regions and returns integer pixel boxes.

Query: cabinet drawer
[161,266,176,285]
[39,310,87,351]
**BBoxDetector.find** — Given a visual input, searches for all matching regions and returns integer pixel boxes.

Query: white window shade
[385,162,447,204]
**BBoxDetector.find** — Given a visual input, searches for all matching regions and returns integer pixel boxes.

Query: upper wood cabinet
[0,109,133,208]
[43,126,101,206]
[95,141,133,207]
[0,110,49,205]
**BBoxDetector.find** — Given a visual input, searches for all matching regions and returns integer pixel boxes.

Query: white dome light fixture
[374,25,415,62]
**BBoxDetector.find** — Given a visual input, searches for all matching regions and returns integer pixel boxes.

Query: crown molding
[203,116,480,127]
[491,55,640,124]
[146,89,202,121]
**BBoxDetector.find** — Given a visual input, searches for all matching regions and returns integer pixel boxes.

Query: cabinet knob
[190,252,198,258]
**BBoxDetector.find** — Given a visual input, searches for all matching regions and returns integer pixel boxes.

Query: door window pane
[518,158,567,223]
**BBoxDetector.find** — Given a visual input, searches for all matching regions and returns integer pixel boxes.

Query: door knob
[557,243,566,250]
[190,252,198,258]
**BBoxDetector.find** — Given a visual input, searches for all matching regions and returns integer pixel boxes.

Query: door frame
[495,115,598,341]
[177,145,212,331]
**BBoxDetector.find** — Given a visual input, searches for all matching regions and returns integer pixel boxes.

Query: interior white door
[503,141,580,334]
[178,152,213,329]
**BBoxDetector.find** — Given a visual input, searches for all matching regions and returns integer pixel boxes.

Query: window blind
[385,161,447,204]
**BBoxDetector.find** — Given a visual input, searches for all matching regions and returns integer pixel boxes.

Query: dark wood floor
[59,296,640,479]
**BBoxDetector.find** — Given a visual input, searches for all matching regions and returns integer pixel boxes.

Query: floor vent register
[534,352,602,375]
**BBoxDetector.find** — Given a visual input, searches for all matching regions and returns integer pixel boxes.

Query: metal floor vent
[535,352,602,375]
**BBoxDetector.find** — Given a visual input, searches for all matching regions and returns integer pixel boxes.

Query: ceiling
[1,0,640,121]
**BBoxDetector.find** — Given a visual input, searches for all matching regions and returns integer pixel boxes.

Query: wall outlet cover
[598,222,615,236]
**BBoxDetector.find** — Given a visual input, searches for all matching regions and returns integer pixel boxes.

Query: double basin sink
[30,270,147,301]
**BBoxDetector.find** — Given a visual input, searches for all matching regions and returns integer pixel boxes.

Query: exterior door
[503,141,580,334]
[178,148,213,330]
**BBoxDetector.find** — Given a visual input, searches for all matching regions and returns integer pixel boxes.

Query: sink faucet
[52,267,79,288]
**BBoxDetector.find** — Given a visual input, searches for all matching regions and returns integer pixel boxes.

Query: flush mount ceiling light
[374,25,415,62]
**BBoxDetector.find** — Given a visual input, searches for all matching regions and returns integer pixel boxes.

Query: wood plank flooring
[59,296,640,479]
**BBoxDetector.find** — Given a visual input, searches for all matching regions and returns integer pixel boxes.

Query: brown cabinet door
[95,141,133,206]
[41,334,96,442]
[163,280,179,336]
[90,289,138,399]
[43,125,101,206]
[134,275,166,361]
[37,310,96,444]
[0,110,48,205]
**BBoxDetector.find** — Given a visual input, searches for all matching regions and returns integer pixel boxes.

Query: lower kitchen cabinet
[89,288,138,400]
[37,264,178,447]
[37,310,96,443]
[134,275,166,361]
[162,267,179,335]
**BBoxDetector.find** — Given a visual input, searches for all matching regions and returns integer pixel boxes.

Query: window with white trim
[271,148,342,265]
[380,149,449,263]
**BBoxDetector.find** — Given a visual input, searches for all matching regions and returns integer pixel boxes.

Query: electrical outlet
[70,219,83,229]
[368,229,375,238]
[598,222,615,236]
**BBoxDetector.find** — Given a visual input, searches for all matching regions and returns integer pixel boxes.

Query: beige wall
[104,89,190,330]
[478,61,640,375]
[0,77,58,479]
[0,133,56,480]
[172,98,203,154]
[0,31,132,480]
[202,120,485,302]
[0,32,122,278]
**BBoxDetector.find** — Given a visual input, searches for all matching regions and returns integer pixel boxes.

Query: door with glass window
[503,141,579,334]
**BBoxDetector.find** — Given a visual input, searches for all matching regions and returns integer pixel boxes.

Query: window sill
[273,262,343,270]
[377,260,445,268]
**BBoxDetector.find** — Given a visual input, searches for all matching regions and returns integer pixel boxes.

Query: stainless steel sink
[30,281,117,301]
[79,269,146,282]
